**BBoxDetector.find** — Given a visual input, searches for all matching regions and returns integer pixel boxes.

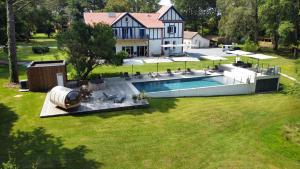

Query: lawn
[0,35,300,168]
[0,64,300,169]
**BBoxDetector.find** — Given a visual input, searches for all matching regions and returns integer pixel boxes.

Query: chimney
[108,12,116,17]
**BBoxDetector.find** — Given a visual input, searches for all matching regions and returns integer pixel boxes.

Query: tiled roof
[130,13,164,28]
[184,31,199,39]
[84,12,124,26]
[84,6,172,28]
[156,5,172,18]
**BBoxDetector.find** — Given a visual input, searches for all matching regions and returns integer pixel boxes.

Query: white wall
[193,35,210,48]
[163,38,183,55]
[114,14,142,27]
[161,8,183,21]
[183,39,192,51]
[183,35,210,50]
[163,22,183,38]
[149,39,162,56]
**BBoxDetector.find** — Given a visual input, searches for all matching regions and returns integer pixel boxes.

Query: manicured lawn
[0,35,300,168]
[0,64,300,168]
[0,34,66,61]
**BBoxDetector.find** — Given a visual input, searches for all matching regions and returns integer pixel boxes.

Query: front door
[137,46,148,57]
[56,73,64,86]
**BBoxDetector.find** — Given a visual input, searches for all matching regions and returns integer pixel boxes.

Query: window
[122,46,134,57]
[173,41,176,49]
[164,41,170,50]
[139,29,145,38]
[125,17,129,22]
[137,46,148,57]
[122,28,133,39]
[167,25,176,34]
[113,29,118,37]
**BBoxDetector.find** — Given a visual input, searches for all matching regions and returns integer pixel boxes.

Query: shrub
[32,46,50,54]
[243,39,259,52]
[111,51,128,66]
[283,83,300,98]
[1,156,18,169]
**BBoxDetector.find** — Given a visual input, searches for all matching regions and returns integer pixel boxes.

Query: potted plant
[138,91,148,103]
[132,94,138,103]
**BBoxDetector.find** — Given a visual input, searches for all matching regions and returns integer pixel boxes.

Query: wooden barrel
[49,86,81,109]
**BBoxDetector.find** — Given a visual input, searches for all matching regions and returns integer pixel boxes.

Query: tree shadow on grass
[0,103,102,169]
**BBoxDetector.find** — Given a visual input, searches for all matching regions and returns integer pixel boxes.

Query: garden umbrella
[171,57,200,72]
[245,54,277,66]
[123,59,144,76]
[143,58,173,74]
[198,55,228,67]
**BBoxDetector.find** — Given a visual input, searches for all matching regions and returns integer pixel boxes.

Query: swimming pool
[132,76,225,93]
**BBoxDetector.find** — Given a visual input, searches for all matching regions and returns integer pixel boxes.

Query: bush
[284,83,300,98]
[243,39,259,52]
[1,156,18,169]
[32,46,50,54]
[111,51,128,66]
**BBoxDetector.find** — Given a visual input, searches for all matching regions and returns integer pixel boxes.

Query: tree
[0,1,7,46]
[104,0,130,12]
[57,21,118,80]
[5,0,41,84]
[175,0,218,34]
[217,0,260,43]
[258,0,281,50]
[259,0,299,56]
[6,0,19,83]
[279,0,299,58]
[127,0,160,12]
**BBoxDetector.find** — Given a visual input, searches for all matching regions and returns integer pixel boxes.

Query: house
[183,31,210,51]
[84,5,184,57]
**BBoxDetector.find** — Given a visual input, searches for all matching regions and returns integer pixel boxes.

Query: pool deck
[40,78,149,118]
[40,70,227,118]
[130,70,223,83]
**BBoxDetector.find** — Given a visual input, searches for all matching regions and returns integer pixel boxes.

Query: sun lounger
[175,68,181,73]
[124,72,131,80]
[134,72,143,79]
[103,92,118,100]
[167,69,174,77]
[187,68,195,75]
[114,95,126,103]
[148,72,155,78]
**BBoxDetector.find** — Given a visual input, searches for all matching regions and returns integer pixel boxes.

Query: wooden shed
[27,60,67,92]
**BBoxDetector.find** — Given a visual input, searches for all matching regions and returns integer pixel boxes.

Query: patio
[40,78,149,118]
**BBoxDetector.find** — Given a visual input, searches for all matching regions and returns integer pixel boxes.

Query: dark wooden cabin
[27,60,67,92]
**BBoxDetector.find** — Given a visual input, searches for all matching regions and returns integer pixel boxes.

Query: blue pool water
[133,77,225,93]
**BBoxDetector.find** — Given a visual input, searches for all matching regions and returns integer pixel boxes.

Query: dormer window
[167,25,176,34]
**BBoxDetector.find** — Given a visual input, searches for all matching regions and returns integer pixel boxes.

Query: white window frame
[168,25,176,34]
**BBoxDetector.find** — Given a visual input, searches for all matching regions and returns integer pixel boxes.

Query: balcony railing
[115,35,149,40]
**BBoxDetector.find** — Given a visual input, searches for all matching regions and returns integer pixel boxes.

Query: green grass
[0,65,300,168]
[0,35,300,168]
[0,33,65,61]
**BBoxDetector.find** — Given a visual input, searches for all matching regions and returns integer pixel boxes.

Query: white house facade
[84,5,184,57]
[183,31,210,51]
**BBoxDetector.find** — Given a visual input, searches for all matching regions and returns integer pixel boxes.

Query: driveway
[186,48,236,58]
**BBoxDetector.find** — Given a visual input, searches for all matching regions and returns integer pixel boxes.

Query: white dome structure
[49,86,81,110]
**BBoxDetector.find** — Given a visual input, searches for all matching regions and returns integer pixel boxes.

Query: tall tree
[104,0,130,12]
[217,0,260,43]
[175,0,218,34]
[6,0,18,83]
[258,0,281,50]
[0,1,7,46]
[57,21,118,80]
